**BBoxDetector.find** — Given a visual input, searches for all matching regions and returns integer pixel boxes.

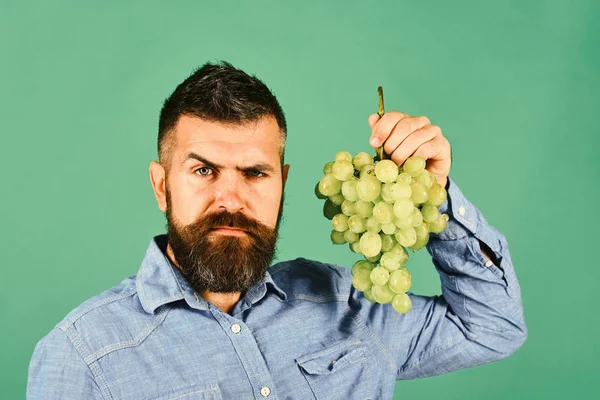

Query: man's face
[151,115,289,294]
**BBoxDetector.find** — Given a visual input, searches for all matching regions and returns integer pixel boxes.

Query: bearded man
[27,61,527,399]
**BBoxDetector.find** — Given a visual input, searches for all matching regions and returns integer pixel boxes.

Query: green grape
[388,244,409,265]
[381,222,396,235]
[380,183,395,203]
[349,241,362,254]
[388,268,411,293]
[357,176,381,202]
[315,181,328,200]
[366,253,381,263]
[323,199,341,220]
[363,286,376,303]
[341,179,359,202]
[421,204,440,223]
[414,223,429,240]
[410,182,428,205]
[348,215,367,233]
[373,201,394,224]
[393,199,413,218]
[395,227,417,247]
[426,182,447,207]
[341,200,356,216]
[354,200,374,219]
[429,213,448,234]
[332,160,355,181]
[360,164,376,178]
[409,235,429,251]
[323,161,335,175]
[329,193,345,206]
[394,215,413,229]
[380,252,402,271]
[352,270,372,292]
[359,231,382,257]
[353,152,374,171]
[396,245,409,265]
[319,174,342,196]
[372,284,395,304]
[332,213,349,232]
[330,230,346,245]
[380,234,394,252]
[392,293,412,314]
[370,266,390,286]
[375,159,399,183]
[415,169,435,189]
[344,229,360,243]
[365,216,382,233]
[335,151,353,163]
[389,182,411,201]
[396,172,413,185]
[410,207,423,227]
[403,155,426,177]
[351,259,374,276]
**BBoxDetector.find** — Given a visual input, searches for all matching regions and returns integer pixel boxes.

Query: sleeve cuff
[431,175,479,241]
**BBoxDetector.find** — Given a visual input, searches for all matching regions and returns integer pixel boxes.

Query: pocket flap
[296,339,366,375]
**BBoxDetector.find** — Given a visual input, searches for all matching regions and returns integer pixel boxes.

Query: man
[27,61,527,399]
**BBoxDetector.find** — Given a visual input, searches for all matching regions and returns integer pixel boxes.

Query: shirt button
[485,260,493,267]
[231,323,241,334]
[458,205,466,216]
[260,386,271,397]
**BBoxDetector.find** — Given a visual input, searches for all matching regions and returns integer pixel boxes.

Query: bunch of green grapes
[315,152,449,314]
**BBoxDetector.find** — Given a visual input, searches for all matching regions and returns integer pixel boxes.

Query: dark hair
[157,61,287,172]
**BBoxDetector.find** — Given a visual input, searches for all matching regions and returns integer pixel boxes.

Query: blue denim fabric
[27,176,527,399]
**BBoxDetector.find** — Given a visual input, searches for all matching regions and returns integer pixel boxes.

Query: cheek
[251,182,283,226]
[170,186,211,226]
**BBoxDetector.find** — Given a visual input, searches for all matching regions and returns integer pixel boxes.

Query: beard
[165,188,284,295]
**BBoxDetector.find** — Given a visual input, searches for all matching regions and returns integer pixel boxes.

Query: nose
[214,173,245,214]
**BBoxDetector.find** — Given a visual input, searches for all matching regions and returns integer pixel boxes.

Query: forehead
[173,115,281,162]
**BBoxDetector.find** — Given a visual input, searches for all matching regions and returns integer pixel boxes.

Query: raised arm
[350,175,527,379]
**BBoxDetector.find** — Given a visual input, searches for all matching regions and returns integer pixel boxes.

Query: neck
[165,243,241,315]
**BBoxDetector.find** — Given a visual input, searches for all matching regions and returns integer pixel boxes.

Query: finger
[412,137,444,162]
[368,113,380,130]
[388,124,440,167]
[369,111,409,148]
[382,116,431,156]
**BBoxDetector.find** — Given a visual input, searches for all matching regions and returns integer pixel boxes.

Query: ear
[149,161,167,212]
[282,164,290,188]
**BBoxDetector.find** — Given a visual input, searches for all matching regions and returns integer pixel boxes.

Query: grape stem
[376,86,385,161]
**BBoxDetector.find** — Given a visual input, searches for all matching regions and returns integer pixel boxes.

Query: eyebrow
[183,152,277,174]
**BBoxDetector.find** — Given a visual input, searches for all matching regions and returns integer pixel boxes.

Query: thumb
[368,113,380,130]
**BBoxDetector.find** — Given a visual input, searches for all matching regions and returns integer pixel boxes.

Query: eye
[194,166,213,176]
[248,170,266,178]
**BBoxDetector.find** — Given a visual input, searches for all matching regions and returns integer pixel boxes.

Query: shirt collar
[136,234,287,314]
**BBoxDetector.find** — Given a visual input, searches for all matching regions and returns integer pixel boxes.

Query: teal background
[2,0,598,398]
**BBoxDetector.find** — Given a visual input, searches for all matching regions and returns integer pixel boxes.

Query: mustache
[195,210,268,237]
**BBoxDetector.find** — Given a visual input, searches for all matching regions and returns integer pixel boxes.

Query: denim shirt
[27,176,527,400]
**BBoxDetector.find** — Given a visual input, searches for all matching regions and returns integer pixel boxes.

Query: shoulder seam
[58,288,138,331]
[62,326,112,399]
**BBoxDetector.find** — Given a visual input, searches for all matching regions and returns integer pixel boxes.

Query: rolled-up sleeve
[350,175,527,379]
[27,327,104,399]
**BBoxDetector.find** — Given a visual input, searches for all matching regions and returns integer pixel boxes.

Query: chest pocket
[152,383,223,400]
[296,339,372,400]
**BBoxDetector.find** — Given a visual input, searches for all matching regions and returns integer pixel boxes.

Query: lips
[211,226,248,236]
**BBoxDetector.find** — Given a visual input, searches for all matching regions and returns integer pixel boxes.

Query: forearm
[426,176,527,350]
